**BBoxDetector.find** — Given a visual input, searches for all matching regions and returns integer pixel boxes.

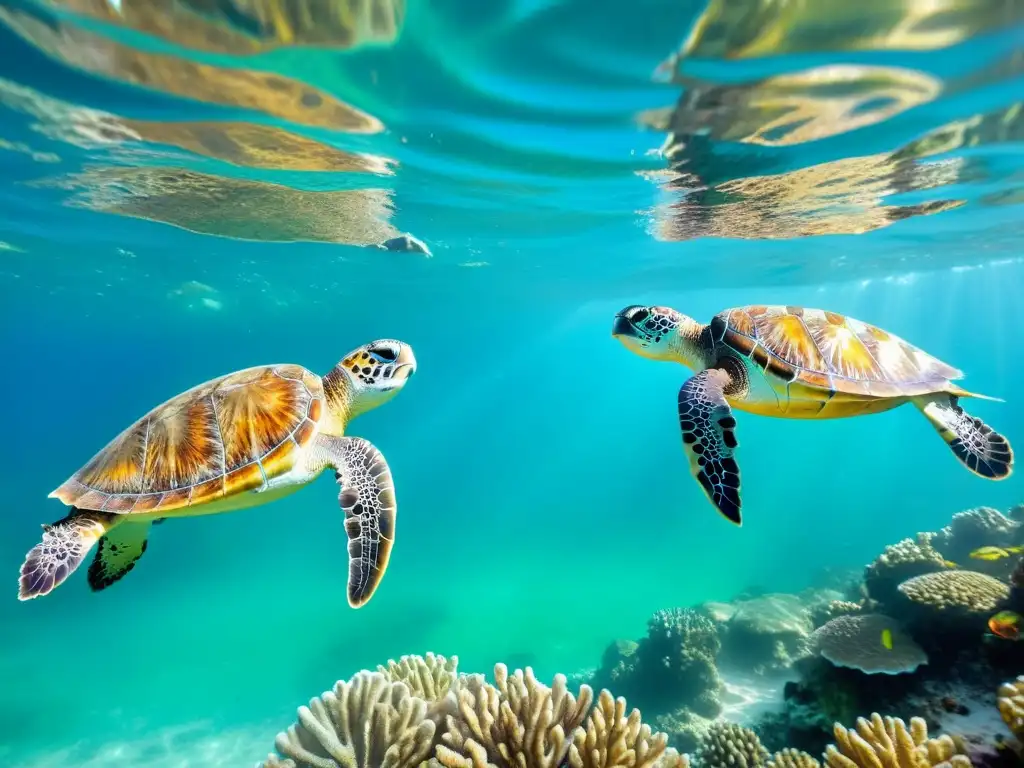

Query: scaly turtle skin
[18,339,417,606]
[612,304,1013,526]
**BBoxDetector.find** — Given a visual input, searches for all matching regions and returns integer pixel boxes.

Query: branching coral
[768,749,821,768]
[435,664,594,768]
[997,676,1024,741]
[567,689,687,768]
[896,571,1009,613]
[378,653,460,704]
[824,714,969,768]
[695,722,769,768]
[809,614,926,674]
[262,671,443,768]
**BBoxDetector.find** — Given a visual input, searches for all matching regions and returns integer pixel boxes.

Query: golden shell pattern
[51,364,324,514]
[714,305,962,397]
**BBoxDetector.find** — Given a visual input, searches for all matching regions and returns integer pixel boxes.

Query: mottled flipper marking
[317,435,396,608]
[88,522,152,592]
[678,368,742,525]
[915,394,1013,480]
[18,510,114,600]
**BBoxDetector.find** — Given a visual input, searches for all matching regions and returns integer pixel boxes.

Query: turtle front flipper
[88,521,153,592]
[315,435,396,608]
[914,394,1013,479]
[18,510,116,600]
[678,368,743,526]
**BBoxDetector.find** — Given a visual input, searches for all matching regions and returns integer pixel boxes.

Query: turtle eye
[370,345,398,362]
[629,308,650,324]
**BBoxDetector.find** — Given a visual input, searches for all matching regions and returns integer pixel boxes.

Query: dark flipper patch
[88,522,152,592]
[917,394,1013,480]
[18,510,112,600]
[323,435,397,608]
[678,368,743,525]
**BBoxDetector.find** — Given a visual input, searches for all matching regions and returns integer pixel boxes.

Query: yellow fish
[881,629,893,650]
[971,546,1013,561]
[943,560,958,568]
[1007,546,1024,554]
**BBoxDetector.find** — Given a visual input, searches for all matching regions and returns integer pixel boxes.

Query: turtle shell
[712,305,962,397]
[51,364,324,515]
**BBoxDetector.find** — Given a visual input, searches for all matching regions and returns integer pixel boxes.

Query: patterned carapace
[50,364,324,515]
[712,305,962,397]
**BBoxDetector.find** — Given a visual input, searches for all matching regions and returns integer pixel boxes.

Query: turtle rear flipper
[915,393,1013,479]
[18,510,115,600]
[88,522,152,592]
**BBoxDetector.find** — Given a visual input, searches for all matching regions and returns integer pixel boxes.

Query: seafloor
[253,501,1024,768]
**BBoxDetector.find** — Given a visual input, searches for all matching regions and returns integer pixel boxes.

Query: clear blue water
[0,0,1022,764]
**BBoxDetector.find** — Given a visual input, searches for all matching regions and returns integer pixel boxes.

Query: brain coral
[896,571,1009,613]
[824,713,969,768]
[809,615,927,675]
[997,676,1024,741]
[695,722,769,768]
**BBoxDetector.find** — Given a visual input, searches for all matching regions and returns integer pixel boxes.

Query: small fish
[988,610,1023,640]
[943,560,958,568]
[1007,546,1024,554]
[881,628,893,650]
[970,546,1013,561]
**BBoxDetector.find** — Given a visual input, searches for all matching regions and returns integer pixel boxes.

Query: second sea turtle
[612,304,1013,525]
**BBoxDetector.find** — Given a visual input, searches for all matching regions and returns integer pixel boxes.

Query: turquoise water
[0,0,1022,764]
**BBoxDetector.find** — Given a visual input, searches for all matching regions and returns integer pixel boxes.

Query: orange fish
[989,610,1023,640]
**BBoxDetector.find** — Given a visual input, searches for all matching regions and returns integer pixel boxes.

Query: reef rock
[716,594,815,674]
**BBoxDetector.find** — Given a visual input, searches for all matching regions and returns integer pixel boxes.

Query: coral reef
[263,656,691,768]
[716,594,815,675]
[897,572,1009,615]
[864,536,946,608]
[436,664,592,768]
[568,689,687,768]
[768,749,821,768]
[997,677,1024,741]
[695,722,770,768]
[377,653,460,702]
[824,714,969,768]
[933,508,1021,559]
[809,615,927,675]
[810,602,866,631]
[263,669,450,768]
[588,607,724,751]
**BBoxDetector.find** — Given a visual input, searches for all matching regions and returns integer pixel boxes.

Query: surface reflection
[42,0,406,53]
[32,166,398,244]
[0,6,383,131]
[645,0,1024,242]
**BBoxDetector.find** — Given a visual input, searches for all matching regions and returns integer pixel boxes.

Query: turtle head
[612,305,707,369]
[328,339,417,419]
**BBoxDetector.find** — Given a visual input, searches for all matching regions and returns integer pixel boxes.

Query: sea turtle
[612,304,1013,526]
[18,339,417,607]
